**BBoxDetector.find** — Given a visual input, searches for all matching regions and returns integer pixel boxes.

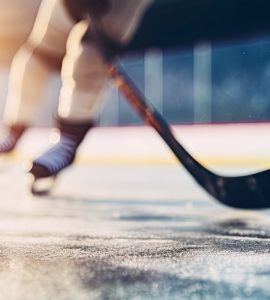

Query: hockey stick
[108,63,270,209]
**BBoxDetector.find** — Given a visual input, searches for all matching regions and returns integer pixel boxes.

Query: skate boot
[28,119,93,195]
[0,124,27,153]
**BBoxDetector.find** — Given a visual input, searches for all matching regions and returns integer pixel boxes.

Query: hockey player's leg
[1,0,73,156]
[28,20,109,195]
[2,46,53,157]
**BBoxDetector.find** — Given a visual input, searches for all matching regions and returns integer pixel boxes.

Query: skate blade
[28,174,57,196]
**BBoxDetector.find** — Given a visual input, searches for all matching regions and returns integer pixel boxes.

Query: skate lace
[35,134,78,174]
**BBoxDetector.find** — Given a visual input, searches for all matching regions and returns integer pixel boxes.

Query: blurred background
[102,37,270,126]
[0,1,270,128]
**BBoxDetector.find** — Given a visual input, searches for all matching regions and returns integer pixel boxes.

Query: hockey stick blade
[109,64,270,209]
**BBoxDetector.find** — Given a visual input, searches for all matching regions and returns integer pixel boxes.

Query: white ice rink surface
[0,123,270,299]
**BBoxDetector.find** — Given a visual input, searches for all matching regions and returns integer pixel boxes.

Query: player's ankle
[0,124,28,153]
[29,119,94,179]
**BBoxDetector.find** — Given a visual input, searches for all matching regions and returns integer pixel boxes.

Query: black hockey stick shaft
[108,63,270,209]
[108,64,215,185]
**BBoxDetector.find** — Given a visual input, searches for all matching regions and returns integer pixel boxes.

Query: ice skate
[28,119,93,195]
[0,125,27,153]
[0,124,27,168]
